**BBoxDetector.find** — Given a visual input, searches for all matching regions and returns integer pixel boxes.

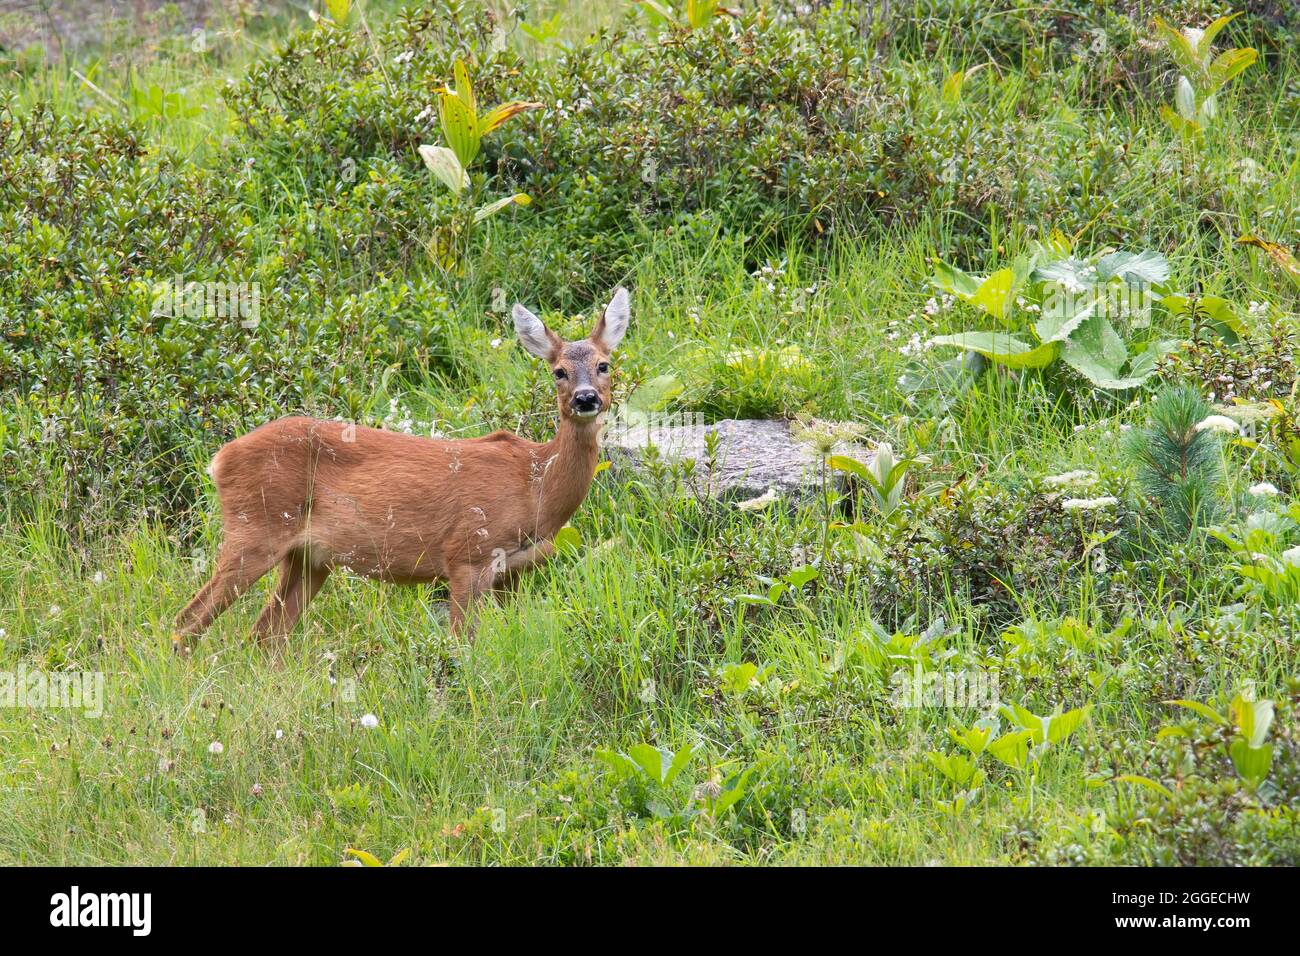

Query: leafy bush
[1103,685,1300,866]
[0,102,457,533]
[217,4,1206,302]
[854,478,1130,631]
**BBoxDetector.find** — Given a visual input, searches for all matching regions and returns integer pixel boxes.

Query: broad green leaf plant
[927,702,1093,814]
[927,233,1180,390]
[1155,12,1257,142]
[829,443,923,517]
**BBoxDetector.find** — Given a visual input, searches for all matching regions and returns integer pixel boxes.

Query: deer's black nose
[572,389,600,414]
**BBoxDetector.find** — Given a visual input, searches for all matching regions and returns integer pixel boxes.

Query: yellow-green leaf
[685,0,721,29]
[473,193,531,223]
[1208,47,1256,89]
[1229,740,1273,787]
[477,101,543,137]
[971,268,1016,323]
[987,730,1032,769]
[1164,698,1229,726]
[452,58,476,118]
[928,332,1061,370]
[553,525,582,554]
[439,92,481,171]
[325,0,352,27]
[1197,12,1242,60]
[828,454,871,480]
[1237,235,1300,289]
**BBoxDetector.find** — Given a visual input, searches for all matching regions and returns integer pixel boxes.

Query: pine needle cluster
[1122,384,1226,540]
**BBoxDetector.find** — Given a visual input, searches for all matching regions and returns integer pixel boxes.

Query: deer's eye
[553,368,567,380]
[597,362,610,374]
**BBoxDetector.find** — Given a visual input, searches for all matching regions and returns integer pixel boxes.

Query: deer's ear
[513,303,558,360]
[591,286,630,353]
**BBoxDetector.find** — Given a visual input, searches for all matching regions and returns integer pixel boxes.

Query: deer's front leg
[447,563,492,638]
[492,540,555,604]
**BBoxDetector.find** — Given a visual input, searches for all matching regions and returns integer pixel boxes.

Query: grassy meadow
[1,0,1299,865]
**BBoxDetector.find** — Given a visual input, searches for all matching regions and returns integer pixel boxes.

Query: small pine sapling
[1122,384,1227,540]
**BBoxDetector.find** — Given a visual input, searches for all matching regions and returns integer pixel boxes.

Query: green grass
[2,1,1300,865]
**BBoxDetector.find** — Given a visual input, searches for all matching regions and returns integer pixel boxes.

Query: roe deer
[171,288,631,655]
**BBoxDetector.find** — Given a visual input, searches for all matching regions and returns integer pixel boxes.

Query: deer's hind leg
[172,536,288,656]
[252,549,331,652]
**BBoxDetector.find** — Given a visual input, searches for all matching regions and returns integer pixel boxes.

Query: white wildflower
[735,488,780,511]
[1043,470,1098,489]
[1248,482,1280,497]
[208,741,224,755]
[899,332,928,357]
[1061,496,1119,512]
[1195,415,1240,435]
[360,713,380,730]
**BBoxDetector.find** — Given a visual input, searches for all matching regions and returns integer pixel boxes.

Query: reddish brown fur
[172,293,626,654]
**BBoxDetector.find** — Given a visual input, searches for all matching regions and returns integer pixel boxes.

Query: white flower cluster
[1043,470,1098,489]
[1194,414,1240,435]
[1061,496,1119,512]
[923,294,955,316]
[751,262,816,314]
[899,332,928,357]
[1056,265,1097,296]
[735,488,780,511]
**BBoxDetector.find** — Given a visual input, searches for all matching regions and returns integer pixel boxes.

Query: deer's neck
[534,415,602,536]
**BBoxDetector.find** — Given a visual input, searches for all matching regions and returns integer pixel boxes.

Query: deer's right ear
[513,303,558,361]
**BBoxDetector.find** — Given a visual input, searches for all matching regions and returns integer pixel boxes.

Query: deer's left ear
[591,286,630,353]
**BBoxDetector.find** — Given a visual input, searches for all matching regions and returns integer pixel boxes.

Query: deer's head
[513,287,630,424]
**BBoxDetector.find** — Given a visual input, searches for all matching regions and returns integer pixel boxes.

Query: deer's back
[208,416,546,578]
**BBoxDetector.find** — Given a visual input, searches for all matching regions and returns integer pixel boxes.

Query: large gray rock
[602,417,871,502]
